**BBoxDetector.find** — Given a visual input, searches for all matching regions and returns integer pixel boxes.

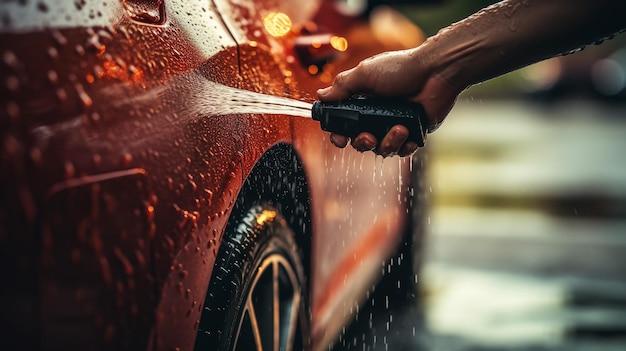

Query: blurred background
[412,1,626,350]
[335,0,626,350]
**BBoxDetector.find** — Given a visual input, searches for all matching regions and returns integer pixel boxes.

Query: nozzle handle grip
[311,98,429,147]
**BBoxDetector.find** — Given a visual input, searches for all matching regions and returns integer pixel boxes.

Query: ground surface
[333,99,626,351]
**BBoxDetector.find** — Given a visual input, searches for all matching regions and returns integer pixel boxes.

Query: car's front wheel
[195,204,310,351]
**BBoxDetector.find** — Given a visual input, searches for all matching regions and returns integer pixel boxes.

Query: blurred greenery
[390,0,626,100]
[397,0,494,37]
[394,0,527,97]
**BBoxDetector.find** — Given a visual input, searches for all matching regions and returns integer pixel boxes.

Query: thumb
[317,68,362,101]
[316,82,354,101]
[316,86,333,100]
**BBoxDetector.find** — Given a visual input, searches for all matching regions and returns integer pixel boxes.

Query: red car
[0,1,423,350]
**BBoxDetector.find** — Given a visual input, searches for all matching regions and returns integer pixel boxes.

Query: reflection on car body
[0,0,421,350]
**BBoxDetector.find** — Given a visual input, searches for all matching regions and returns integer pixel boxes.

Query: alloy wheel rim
[234,253,303,351]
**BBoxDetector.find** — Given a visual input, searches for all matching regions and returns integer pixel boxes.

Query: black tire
[195,203,310,351]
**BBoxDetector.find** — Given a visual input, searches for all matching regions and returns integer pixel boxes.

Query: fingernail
[317,87,330,96]
[330,135,344,147]
[356,141,375,152]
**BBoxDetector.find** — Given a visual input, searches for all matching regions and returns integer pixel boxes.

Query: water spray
[128,78,430,147]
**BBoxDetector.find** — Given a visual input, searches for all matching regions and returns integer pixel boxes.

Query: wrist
[413,27,490,94]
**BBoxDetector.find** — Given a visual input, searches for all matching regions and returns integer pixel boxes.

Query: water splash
[189,79,313,118]
[33,71,315,155]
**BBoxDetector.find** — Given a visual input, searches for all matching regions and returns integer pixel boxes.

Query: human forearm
[317,0,626,156]
[421,0,626,91]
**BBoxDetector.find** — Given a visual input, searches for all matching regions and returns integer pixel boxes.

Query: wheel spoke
[235,253,305,351]
[196,206,308,351]
[273,260,280,351]
[284,284,301,351]
[233,301,263,351]
[247,300,264,351]
[278,259,302,351]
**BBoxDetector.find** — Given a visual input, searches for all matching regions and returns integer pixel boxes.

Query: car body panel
[0,0,415,350]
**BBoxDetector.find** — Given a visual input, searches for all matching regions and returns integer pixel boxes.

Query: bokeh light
[262,12,292,37]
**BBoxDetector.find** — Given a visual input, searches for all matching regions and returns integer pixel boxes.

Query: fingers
[317,67,362,101]
[330,134,349,148]
[398,141,419,157]
[330,133,376,151]
[351,133,377,152]
[331,126,416,157]
[316,51,429,158]
[375,125,410,156]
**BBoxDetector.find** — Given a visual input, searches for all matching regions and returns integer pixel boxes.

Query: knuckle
[333,71,350,87]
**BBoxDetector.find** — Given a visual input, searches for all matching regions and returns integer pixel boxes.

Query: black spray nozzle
[311,97,429,147]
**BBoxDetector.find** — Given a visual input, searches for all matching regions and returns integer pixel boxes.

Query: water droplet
[47,70,59,85]
[121,152,132,166]
[75,83,93,109]
[56,87,67,102]
[204,189,213,206]
[64,161,75,179]
[5,75,19,92]
[93,153,102,167]
[74,0,86,10]
[2,50,20,70]
[100,256,113,285]
[88,112,100,124]
[122,0,165,25]
[37,2,49,12]
[113,247,133,275]
[30,147,42,165]
[51,30,68,46]
[47,46,59,60]
[135,249,146,267]
[85,34,105,54]
[75,44,85,56]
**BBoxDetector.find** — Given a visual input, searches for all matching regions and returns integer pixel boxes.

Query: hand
[317,48,462,156]
[316,0,626,157]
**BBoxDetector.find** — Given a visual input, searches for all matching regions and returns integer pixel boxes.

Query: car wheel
[195,204,310,351]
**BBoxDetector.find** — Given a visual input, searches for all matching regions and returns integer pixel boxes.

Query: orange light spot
[103,60,125,80]
[256,209,277,225]
[130,68,144,83]
[262,12,292,37]
[311,39,322,49]
[320,72,332,83]
[330,36,348,51]
[308,65,319,75]
[94,65,105,78]
[85,73,95,84]
[97,44,106,56]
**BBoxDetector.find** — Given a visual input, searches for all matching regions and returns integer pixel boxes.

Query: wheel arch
[195,141,313,349]
[230,142,313,282]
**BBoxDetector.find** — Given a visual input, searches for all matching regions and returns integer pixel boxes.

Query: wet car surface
[0,1,421,350]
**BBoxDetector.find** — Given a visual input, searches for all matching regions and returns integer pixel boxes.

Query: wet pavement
[332,99,626,350]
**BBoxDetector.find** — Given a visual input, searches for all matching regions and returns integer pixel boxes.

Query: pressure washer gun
[311,97,430,147]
